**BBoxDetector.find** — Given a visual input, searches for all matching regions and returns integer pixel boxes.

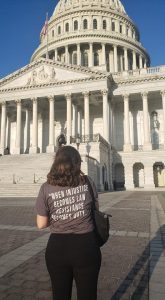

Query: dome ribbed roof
[53,0,126,16]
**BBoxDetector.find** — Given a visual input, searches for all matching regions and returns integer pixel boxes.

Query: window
[73,53,77,65]
[120,24,123,34]
[52,30,54,37]
[112,21,115,31]
[82,52,88,67]
[65,23,69,32]
[74,20,78,30]
[94,52,99,66]
[58,26,61,35]
[93,19,97,29]
[103,20,107,30]
[83,19,88,29]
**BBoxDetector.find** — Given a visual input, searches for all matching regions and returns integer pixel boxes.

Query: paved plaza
[0,191,165,300]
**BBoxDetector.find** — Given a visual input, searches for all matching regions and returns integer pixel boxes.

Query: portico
[0,59,111,155]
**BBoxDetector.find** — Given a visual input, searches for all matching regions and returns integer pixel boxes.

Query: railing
[70,134,109,146]
[113,65,165,78]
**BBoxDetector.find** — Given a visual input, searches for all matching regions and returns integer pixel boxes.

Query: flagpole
[46,12,49,59]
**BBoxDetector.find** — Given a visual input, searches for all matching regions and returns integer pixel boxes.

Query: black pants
[45,231,101,300]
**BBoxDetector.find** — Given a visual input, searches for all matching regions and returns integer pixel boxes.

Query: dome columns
[89,43,93,67]
[52,43,147,73]
[113,45,118,73]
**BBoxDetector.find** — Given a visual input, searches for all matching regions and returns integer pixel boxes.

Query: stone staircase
[0,153,54,197]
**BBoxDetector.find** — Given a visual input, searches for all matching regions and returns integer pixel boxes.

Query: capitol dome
[31,0,150,72]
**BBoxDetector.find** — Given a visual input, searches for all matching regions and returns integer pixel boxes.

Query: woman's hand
[36,215,49,229]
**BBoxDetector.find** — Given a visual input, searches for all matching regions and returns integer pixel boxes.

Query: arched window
[103,20,107,30]
[74,20,78,30]
[73,53,77,65]
[65,23,69,32]
[94,52,99,66]
[112,21,115,31]
[82,52,88,67]
[58,26,61,35]
[83,19,88,29]
[93,19,97,29]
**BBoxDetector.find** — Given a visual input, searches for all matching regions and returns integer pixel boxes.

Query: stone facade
[0,0,165,190]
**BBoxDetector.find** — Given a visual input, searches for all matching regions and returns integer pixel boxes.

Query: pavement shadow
[111,224,165,300]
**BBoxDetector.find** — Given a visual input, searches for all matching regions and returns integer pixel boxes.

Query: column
[83,91,90,136]
[144,59,147,68]
[139,55,143,69]
[102,90,109,141]
[124,47,128,71]
[72,104,78,137]
[66,94,72,144]
[54,48,57,61]
[24,107,30,153]
[29,98,39,154]
[47,96,55,153]
[77,43,81,65]
[65,45,69,64]
[120,54,123,71]
[102,43,106,66]
[13,99,22,154]
[142,92,152,151]
[0,101,6,155]
[113,45,118,72]
[77,109,82,136]
[133,50,137,70]
[161,91,165,149]
[109,49,114,73]
[123,94,132,152]
[89,43,93,67]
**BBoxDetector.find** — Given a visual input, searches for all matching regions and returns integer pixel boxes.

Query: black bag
[86,176,112,247]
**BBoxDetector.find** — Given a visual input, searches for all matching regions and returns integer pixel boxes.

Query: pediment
[0,58,105,91]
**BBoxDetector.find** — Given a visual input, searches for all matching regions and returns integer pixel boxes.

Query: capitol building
[0,0,165,193]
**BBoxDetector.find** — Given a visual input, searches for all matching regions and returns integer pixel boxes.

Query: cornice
[0,58,107,88]
[0,74,108,94]
[114,74,165,86]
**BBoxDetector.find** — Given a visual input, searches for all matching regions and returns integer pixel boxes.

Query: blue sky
[0,0,165,78]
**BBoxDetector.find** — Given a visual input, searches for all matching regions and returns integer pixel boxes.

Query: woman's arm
[36,215,49,229]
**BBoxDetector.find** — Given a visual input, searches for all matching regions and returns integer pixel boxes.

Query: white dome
[53,0,126,16]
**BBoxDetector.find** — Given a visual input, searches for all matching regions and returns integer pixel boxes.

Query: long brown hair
[47,146,85,187]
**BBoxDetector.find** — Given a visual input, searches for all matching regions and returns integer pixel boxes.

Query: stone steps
[0,183,41,197]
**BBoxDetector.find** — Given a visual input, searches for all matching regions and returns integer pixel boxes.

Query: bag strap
[85,175,97,210]
[85,175,112,218]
